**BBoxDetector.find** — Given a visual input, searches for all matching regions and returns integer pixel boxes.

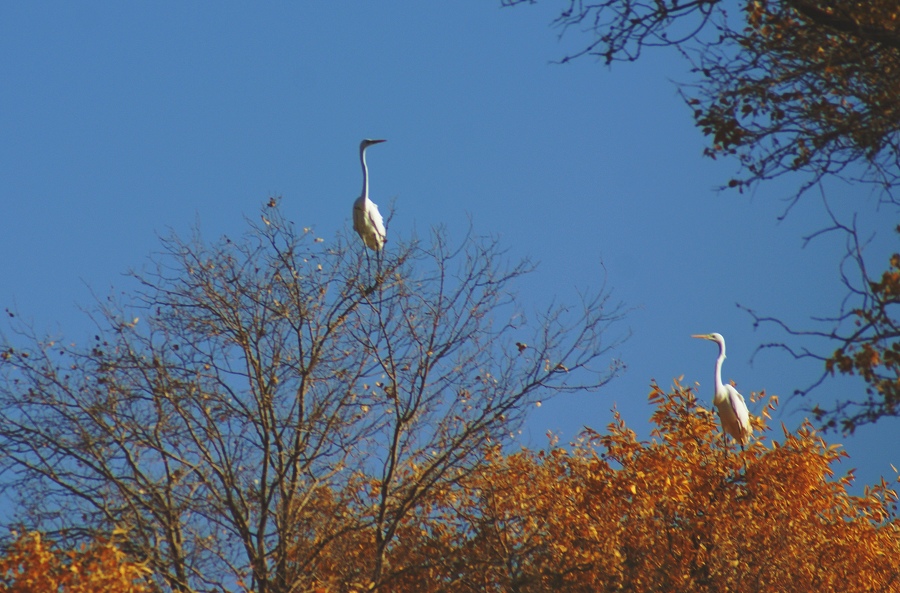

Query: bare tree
[0,201,625,592]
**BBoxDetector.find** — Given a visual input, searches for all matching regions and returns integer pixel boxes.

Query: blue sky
[1,3,895,490]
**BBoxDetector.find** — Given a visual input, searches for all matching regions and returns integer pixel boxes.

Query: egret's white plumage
[353,138,387,251]
[692,332,752,447]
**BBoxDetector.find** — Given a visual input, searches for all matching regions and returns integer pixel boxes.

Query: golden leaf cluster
[289,380,900,593]
[0,531,153,593]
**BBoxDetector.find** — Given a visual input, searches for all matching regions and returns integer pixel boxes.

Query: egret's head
[692,333,726,355]
[360,138,387,151]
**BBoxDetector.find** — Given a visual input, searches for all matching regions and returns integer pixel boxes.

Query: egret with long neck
[353,138,387,251]
[692,332,752,448]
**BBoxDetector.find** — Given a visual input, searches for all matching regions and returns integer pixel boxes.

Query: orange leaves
[822,240,900,430]
[868,254,900,297]
[294,379,900,592]
[686,0,900,192]
[0,532,153,593]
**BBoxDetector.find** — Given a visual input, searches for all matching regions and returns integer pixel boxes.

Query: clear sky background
[1,3,895,491]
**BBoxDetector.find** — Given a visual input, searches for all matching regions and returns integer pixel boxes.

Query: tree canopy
[3,378,898,592]
[0,530,154,593]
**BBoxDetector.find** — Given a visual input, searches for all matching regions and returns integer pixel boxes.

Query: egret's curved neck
[360,145,370,200]
[714,342,726,394]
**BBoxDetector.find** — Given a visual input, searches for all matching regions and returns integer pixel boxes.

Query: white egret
[352,138,387,251]
[692,332,752,448]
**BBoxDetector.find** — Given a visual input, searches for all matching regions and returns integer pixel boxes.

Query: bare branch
[0,201,626,592]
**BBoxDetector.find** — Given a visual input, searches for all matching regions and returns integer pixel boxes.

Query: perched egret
[692,332,752,447]
[353,138,387,251]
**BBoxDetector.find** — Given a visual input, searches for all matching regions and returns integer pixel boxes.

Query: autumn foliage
[2,380,898,592]
[0,531,153,593]
[690,0,900,193]
[292,380,900,593]
[821,232,900,430]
